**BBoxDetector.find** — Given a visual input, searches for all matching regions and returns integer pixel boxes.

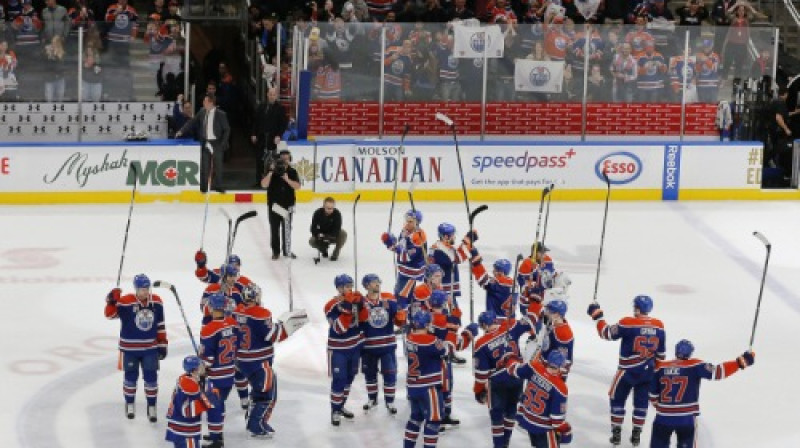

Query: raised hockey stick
[541,184,555,247]
[199,159,214,250]
[229,210,258,257]
[272,203,295,310]
[116,164,138,288]
[353,194,361,283]
[466,204,489,323]
[152,280,200,357]
[387,124,410,234]
[749,232,771,350]
[511,253,524,320]
[221,208,233,260]
[408,184,429,265]
[592,172,611,305]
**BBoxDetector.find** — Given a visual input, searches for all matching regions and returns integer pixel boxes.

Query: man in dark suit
[176,93,230,193]
[251,87,288,186]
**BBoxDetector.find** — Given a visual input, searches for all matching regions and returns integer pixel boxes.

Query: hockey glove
[737,351,755,369]
[464,230,479,244]
[475,389,487,404]
[158,346,168,360]
[195,250,207,268]
[556,422,573,444]
[464,323,479,338]
[586,303,604,321]
[381,233,397,249]
[279,309,309,337]
[106,288,121,305]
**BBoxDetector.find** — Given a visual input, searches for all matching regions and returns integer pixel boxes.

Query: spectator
[420,0,447,22]
[156,61,180,100]
[447,0,474,20]
[247,5,262,37]
[325,17,357,99]
[169,94,192,136]
[11,0,42,100]
[384,38,412,101]
[768,87,798,179]
[146,0,166,17]
[544,17,571,62]
[104,0,139,68]
[176,93,230,193]
[677,0,709,43]
[489,0,516,23]
[81,41,103,101]
[41,0,70,42]
[6,0,22,22]
[434,31,461,101]
[216,62,238,113]
[309,197,348,261]
[750,48,772,79]
[258,13,280,65]
[410,41,437,100]
[646,0,676,57]
[695,35,721,103]
[611,42,637,102]
[319,0,338,22]
[163,1,180,22]
[723,1,765,79]
[624,14,654,58]
[602,0,629,24]
[587,63,610,101]
[668,52,698,103]
[261,147,301,260]
[314,48,342,100]
[0,40,19,101]
[42,35,67,101]
[636,40,666,102]
[518,40,549,102]
[67,0,95,55]
[394,0,418,22]
[251,87,288,185]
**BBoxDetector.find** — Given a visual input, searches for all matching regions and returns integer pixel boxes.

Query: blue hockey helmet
[207,292,227,310]
[133,274,151,289]
[425,264,444,281]
[362,273,381,289]
[675,339,695,360]
[183,356,202,374]
[545,299,568,317]
[545,350,567,369]
[409,309,432,329]
[405,209,423,224]
[227,254,241,267]
[334,274,354,289]
[493,259,512,276]
[478,310,497,328]
[243,283,262,304]
[429,289,448,308]
[438,222,456,240]
[221,263,239,279]
[633,295,653,314]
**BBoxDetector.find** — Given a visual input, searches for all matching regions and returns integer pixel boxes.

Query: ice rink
[3,199,800,448]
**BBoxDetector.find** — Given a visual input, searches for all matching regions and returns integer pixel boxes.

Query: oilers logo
[368,305,389,328]
[529,66,551,87]
[115,13,130,29]
[470,32,492,54]
[554,36,567,52]
[646,60,658,76]
[335,36,350,52]
[135,308,155,331]
[447,55,458,69]
[391,58,405,75]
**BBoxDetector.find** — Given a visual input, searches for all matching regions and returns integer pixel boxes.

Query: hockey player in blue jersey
[473,310,534,448]
[194,251,253,288]
[104,273,168,422]
[200,264,244,325]
[382,209,427,309]
[357,273,406,414]
[199,292,239,448]
[469,246,516,319]
[427,222,477,311]
[587,295,667,447]
[404,309,449,448]
[649,340,755,448]
[507,350,572,447]
[324,274,364,426]
[165,356,212,448]
[536,298,574,380]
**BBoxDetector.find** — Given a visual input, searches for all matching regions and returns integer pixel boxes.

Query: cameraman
[261,147,301,260]
[251,87,288,187]
[309,197,348,261]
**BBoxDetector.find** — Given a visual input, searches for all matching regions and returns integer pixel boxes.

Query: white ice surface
[3,200,800,447]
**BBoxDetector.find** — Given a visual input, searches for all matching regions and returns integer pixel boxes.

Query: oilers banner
[452,24,505,59]
[514,60,565,93]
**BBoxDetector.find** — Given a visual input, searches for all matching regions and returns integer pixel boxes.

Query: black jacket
[310,207,342,237]
[266,167,299,207]
[251,101,288,149]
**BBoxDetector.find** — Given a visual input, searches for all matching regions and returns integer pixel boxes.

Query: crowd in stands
[249,0,773,104]
[0,0,185,102]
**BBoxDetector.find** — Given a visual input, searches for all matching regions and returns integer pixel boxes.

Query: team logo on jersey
[135,308,155,331]
[529,66,551,87]
[447,55,458,69]
[554,36,567,52]
[335,37,350,52]
[391,58,405,75]
[595,152,643,185]
[115,14,130,29]
[368,305,389,328]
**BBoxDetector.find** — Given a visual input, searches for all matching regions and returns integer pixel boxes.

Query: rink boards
[0,139,796,204]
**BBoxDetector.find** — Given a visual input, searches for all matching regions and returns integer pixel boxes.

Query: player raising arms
[517,242,555,303]
[381,210,427,310]
[469,244,515,320]
[200,264,244,325]
[531,296,574,380]
[105,274,168,422]
[413,264,445,313]
[194,251,252,288]
[587,295,666,446]
[427,222,476,314]
[358,274,406,414]
[649,340,755,448]
[165,356,212,448]
[324,274,364,426]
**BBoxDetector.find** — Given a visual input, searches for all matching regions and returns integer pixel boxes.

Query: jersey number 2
[659,376,689,403]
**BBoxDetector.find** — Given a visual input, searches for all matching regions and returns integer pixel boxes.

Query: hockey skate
[202,437,224,448]
[609,426,622,445]
[331,411,342,426]
[363,399,378,411]
[441,415,460,427]
[125,403,135,419]
[249,424,275,439]
[147,405,157,423]
[341,407,355,419]
[385,402,398,415]
[630,427,642,446]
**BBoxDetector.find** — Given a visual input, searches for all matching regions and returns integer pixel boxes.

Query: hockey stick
[387,124,410,234]
[510,254,524,320]
[199,159,214,250]
[466,204,489,323]
[749,232,771,350]
[221,208,233,260]
[353,194,361,283]
[592,172,611,305]
[541,184,555,248]
[152,280,200,357]
[229,210,258,258]
[408,183,429,264]
[116,164,138,288]
[272,204,294,310]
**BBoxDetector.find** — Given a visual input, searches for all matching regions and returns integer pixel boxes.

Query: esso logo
[595,152,643,184]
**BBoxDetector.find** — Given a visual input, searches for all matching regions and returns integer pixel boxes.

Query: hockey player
[429,289,476,429]
[165,356,212,448]
[324,274,364,426]
[195,251,252,288]
[200,264,244,325]
[427,222,476,311]
[200,292,239,448]
[105,273,168,422]
[358,274,406,414]
[649,340,755,448]
[532,298,574,380]
[473,310,534,448]
[382,209,427,309]
[413,263,444,313]
[470,246,515,319]
[506,350,572,447]
[587,295,666,447]
[235,283,308,438]
[517,242,555,310]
